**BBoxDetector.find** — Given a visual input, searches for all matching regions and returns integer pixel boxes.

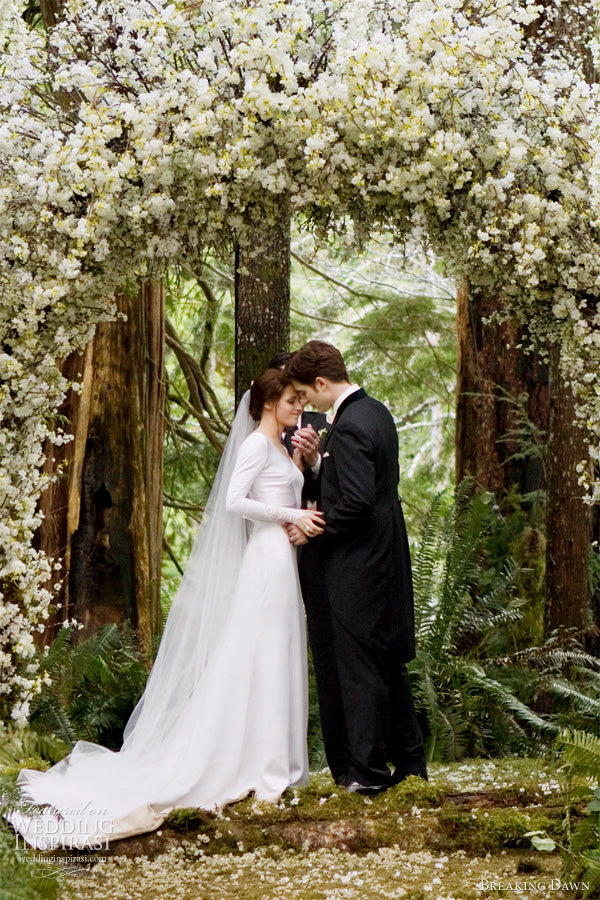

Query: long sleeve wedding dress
[8,411,309,850]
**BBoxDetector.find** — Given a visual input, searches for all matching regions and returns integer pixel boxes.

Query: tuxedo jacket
[308,389,415,659]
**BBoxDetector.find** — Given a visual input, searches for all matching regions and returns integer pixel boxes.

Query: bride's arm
[226,434,306,525]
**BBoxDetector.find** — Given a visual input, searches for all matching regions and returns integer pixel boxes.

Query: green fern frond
[0,728,69,770]
[410,482,600,762]
[412,490,448,635]
[489,645,600,673]
[464,668,557,735]
[459,580,522,640]
[546,681,600,719]
[29,623,147,751]
[557,729,600,779]
[580,849,600,896]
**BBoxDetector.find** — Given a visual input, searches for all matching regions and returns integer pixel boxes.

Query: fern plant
[409,481,600,762]
[0,726,69,830]
[557,729,600,897]
[0,727,70,775]
[0,821,65,900]
[28,622,148,750]
[0,727,72,900]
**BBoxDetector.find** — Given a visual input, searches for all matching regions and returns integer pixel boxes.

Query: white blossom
[1,0,600,715]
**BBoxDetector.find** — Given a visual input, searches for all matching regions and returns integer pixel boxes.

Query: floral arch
[1,0,599,722]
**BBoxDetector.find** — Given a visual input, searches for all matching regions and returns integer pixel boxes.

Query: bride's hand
[292,425,320,468]
[286,523,308,546]
[296,509,325,538]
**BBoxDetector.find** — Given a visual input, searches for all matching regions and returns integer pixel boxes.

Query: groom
[286,341,427,794]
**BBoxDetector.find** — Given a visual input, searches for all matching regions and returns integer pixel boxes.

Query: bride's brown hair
[249,368,293,422]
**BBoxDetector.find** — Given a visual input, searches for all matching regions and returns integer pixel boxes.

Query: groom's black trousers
[299,543,425,787]
[298,541,350,783]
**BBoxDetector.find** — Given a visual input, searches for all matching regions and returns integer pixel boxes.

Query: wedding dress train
[9,416,309,850]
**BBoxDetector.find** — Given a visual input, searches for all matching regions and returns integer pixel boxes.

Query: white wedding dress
[9,414,309,850]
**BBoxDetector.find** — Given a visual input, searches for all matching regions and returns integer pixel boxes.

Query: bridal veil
[9,392,257,848]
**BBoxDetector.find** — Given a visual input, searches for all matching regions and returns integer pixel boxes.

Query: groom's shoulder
[341,395,396,443]
[346,392,392,423]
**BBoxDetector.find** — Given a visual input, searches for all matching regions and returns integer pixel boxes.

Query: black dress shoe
[346,780,388,796]
[391,763,428,785]
[334,774,352,787]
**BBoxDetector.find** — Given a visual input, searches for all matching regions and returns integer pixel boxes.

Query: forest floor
[41,759,583,899]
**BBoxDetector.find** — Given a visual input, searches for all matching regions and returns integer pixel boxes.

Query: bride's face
[274,385,303,427]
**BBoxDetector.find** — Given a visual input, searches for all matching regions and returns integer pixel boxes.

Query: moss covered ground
[22,759,589,900]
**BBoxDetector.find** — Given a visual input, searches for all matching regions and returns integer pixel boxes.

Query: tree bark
[522,0,595,639]
[234,204,291,405]
[35,343,93,646]
[455,280,549,496]
[589,505,600,654]
[38,0,62,29]
[37,284,165,658]
[32,1,165,658]
[544,345,590,635]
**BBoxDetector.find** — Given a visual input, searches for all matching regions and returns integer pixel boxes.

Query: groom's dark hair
[268,350,293,369]
[286,341,349,384]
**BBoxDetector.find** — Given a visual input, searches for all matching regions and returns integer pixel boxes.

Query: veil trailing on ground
[9,392,258,848]
[122,389,255,751]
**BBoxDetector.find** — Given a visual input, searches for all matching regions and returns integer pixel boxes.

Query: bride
[9,368,325,850]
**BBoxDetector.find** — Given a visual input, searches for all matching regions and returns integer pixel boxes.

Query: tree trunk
[234,204,291,405]
[589,505,600,654]
[35,343,93,646]
[38,283,165,658]
[33,2,165,658]
[455,280,549,496]
[544,345,590,635]
[522,3,596,639]
[38,0,62,29]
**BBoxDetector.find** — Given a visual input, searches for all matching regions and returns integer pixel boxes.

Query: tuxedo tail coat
[310,389,415,659]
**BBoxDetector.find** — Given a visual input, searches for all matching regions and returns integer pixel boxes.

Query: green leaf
[530,835,556,852]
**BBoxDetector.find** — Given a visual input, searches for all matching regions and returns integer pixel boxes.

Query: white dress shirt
[330,384,361,421]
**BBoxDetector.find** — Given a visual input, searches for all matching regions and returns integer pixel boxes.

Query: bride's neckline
[254,429,295,461]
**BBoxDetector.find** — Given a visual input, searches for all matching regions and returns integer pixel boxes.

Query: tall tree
[35,345,91,644]
[234,206,291,404]
[455,281,548,496]
[454,0,595,640]
[26,0,167,655]
[545,346,590,633]
[37,286,165,655]
[524,0,596,638]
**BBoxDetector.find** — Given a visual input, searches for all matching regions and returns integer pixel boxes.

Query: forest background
[3,0,600,895]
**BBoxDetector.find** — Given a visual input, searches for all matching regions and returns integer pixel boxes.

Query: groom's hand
[286,524,308,546]
[292,447,306,471]
[291,425,320,467]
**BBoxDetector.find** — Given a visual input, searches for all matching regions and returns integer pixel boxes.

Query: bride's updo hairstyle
[249,368,293,422]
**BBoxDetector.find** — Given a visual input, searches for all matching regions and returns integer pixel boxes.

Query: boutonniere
[318,428,329,440]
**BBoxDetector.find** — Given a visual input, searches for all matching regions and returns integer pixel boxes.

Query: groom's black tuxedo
[301,388,426,788]
[314,388,414,658]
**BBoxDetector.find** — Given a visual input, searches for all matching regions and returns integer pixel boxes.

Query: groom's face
[291,378,332,413]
